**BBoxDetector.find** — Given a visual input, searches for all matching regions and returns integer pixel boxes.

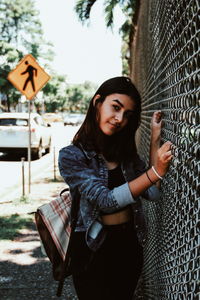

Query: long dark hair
[73,76,141,162]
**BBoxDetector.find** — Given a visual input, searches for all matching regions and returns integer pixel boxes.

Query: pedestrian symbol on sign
[7,54,50,100]
[21,61,38,92]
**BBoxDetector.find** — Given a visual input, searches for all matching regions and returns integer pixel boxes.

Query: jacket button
[135,209,138,213]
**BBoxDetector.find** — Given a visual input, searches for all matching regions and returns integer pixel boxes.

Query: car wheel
[45,138,51,154]
[32,142,43,160]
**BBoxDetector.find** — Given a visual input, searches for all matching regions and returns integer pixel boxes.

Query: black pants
[71,221,143,300]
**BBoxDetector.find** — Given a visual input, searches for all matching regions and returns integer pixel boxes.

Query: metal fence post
[21,157,25,197]
[54,146,56,181]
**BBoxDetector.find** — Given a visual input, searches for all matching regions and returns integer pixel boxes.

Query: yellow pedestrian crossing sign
[7,54,51,100]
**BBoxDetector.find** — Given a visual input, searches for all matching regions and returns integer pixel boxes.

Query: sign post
[28,100,31,193]
[7,54,50,195]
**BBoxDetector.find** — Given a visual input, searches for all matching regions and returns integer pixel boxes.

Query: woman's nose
[115,112,123,123]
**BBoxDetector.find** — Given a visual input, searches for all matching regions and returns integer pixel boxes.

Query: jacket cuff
[112,182,136,207]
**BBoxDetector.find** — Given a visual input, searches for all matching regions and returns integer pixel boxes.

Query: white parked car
[0,112,51,159]
[64,113,85,126]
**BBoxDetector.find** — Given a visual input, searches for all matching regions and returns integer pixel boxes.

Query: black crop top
[102,164,130,215]
[108,164,126,189]
[101,165,131,215]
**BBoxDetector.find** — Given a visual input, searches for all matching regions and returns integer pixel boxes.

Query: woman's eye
[113,105,120,111]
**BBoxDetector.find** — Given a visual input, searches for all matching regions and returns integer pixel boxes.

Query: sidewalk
[0,164,78,299]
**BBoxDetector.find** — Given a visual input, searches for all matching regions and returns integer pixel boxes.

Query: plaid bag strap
[59,188,70,197]
[56,190,80,297]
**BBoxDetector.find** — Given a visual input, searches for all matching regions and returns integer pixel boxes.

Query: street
[0,123,79,202]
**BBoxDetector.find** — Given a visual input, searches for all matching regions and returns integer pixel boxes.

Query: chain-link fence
[132,0,200,299]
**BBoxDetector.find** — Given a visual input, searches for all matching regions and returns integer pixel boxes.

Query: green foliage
[41,74,68,112]
[0,214,33,240]
[121,42,129,76]
[38,74,96,113]
[0,0,54,111]
[0,0,42,47]
[65,81,97,113]
[75,0,138,75]
[104,0,119,28]
[75,0,97,23]
[0,53,22,111]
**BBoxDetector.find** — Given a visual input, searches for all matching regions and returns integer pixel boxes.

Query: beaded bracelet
[152,166,163,180]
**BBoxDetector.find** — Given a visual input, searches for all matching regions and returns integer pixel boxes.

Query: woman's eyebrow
[113,99,124,107]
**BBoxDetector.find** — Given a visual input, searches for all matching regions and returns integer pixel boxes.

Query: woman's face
[96,93,135,136]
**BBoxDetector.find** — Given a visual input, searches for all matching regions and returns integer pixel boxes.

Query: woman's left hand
[151,111,162,142]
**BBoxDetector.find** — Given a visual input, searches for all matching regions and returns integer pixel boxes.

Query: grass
[19,195,31,203]
[44,176,64,183]
[0,213,33,240]
[0,174,65,241]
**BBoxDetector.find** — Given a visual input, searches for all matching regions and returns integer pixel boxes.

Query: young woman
[59,77,172,300]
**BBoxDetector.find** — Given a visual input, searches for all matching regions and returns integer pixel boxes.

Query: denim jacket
[58,144,160,251]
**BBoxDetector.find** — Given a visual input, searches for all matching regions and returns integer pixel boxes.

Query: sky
[34,0,125,85]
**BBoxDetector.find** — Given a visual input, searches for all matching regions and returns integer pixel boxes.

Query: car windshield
[0,118,28,126]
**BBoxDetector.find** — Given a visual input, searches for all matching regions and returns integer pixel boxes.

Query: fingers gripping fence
[132,0,200,299]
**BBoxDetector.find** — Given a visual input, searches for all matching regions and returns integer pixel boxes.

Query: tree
[0,0,54,111]
[75,0,138,76]
[39,77,96,114]
[40,74,68,113]
[0,44,22,111]
[65,81,97,113]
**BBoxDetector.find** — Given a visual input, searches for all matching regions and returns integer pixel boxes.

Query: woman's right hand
[154,141,173,177]
[129,141,173,197]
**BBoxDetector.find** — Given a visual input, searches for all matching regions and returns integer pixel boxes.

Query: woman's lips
[108,122,120,129]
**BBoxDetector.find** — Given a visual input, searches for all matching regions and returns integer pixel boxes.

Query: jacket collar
[79,143,97,160]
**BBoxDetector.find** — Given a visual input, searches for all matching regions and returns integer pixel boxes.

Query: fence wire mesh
[132,0,200,299]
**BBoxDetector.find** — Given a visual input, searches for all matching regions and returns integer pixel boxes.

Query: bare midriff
[101,206,132,225]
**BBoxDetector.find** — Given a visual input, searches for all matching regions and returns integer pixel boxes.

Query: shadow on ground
[0,222,78,300]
